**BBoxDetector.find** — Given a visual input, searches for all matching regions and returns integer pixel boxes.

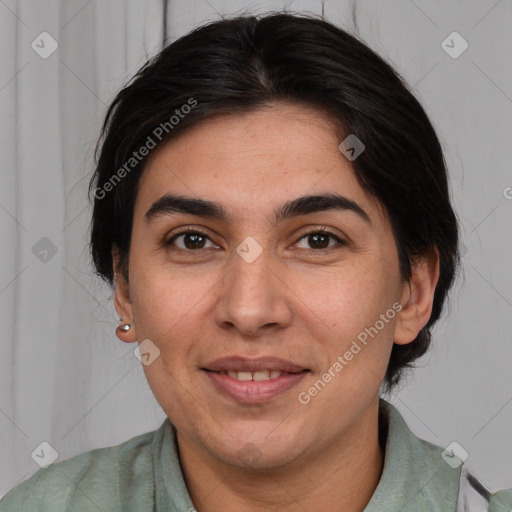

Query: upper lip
[202,356,308,373]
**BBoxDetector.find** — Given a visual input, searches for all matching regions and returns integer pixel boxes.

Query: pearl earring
[116,319,132,335]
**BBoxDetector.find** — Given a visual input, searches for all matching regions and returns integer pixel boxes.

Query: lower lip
[203,370,309,403]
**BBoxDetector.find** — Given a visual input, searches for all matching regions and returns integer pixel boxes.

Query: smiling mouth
[201,355,310,402]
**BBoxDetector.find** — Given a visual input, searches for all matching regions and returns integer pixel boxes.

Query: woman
[2,11,511,512]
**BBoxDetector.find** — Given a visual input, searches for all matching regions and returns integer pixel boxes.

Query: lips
[202,355,307,374]
[201,356,310,403]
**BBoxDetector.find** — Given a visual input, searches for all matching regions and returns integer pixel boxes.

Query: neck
[177,399,385,512]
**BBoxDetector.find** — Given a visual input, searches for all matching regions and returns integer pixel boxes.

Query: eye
[295,227,345,252]
[165,229,217,251]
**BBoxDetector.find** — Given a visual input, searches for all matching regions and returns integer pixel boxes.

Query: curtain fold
[0,0,166,495]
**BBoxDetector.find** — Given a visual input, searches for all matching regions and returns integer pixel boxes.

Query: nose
[213,244,293,337]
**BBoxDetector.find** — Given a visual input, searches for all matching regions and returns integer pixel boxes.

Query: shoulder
[379,399,512,512]
[0,425,161,512]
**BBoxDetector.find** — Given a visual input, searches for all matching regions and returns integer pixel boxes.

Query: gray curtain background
[1,0,511,498]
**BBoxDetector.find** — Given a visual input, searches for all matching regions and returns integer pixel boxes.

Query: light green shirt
[1,399,511,511]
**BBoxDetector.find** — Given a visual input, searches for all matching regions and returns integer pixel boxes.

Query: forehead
[135,103,384,224]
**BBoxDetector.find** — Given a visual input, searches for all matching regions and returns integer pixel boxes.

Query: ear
[112,247,137,343]
[394,246,440,345]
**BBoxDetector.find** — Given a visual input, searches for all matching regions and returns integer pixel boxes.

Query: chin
[211,436,304,471]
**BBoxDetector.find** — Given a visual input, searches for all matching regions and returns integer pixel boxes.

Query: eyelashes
[296,226,345,251]
[165,228,214,251]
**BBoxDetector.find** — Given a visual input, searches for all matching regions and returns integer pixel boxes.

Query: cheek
[300,262,395,327]
[302,261,399,376]
[128,255,224,368]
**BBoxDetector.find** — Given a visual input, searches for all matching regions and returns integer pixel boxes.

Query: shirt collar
[364,398,461,511]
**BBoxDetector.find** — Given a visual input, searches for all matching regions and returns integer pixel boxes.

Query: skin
[114,102,439,511]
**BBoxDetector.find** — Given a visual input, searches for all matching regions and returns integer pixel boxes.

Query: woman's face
[115,103,431,469]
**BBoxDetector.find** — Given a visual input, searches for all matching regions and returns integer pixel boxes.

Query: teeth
[225,370,282,381]
[253,371,271,381]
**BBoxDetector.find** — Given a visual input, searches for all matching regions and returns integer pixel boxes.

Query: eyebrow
[145,193,372,226]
